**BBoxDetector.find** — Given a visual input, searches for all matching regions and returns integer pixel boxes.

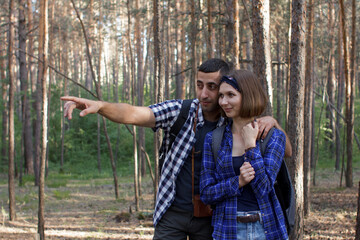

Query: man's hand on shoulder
[256,116,292,158]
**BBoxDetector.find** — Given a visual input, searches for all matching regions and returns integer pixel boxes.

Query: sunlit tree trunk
[37,0,49,238]
[288,0,306,238]
[8,0,16,221]
[251,0,272,115]
[126,0,139,210]
[45,0,56,177]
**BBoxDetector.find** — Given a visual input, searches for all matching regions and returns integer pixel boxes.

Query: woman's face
[218,82,242,118]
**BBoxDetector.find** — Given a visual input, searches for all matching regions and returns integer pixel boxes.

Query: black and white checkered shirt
[149,98,225,226]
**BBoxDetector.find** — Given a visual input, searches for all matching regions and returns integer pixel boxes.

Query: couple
[61,58,291,240]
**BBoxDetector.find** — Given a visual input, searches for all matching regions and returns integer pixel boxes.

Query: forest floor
[0,169,359,240]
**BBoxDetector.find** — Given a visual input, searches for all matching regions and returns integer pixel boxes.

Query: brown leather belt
[236,214,260,223]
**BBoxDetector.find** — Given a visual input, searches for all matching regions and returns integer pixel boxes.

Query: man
[62,58,291,240]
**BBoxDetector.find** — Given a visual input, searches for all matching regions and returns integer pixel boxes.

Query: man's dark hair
[198,58,232,75]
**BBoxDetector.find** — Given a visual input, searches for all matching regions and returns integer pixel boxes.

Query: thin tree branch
[15,47,97,98]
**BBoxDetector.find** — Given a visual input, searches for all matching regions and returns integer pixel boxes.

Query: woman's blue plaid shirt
[200,123,289,240]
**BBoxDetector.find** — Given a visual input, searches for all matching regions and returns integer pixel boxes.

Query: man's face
[196,71,222,117]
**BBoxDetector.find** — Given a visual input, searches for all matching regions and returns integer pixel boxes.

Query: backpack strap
[158,99,193,173]
[259,127,275,155]
[169,99,193,140]
[212,125,226,162]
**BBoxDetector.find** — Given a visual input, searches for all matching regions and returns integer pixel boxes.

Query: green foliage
[314,96,360,170]
[53,190,71,200]
[46,178,68,188]
[15,190,37,205]
[19,175,35,187]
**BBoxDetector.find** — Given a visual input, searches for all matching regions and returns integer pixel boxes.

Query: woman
[200,69,288,240]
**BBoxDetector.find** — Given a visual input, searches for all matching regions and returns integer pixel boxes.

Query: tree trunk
[326,1,336,159]
[45,0,56,177]
[85,0,94,91]
[206,0,214,59]
[0,13,8,169]
[179,0,186,99]
[97,2,104,173]
[60,7,69,172]
[8,0,16,221]
[233,0,240,68]
[190,0,197,98]
[225,0,234,62]
[37,0,49,238]
[251,0,272,115]
[348,0,356,186]
[339,0,353,188]
[126,0,140,210]
[303,0,314,217]
[26,0,36,180]
[165,0,171,100]
[97,115,102,172]
[19,0,34,177]
[153,0,165,204]
[135,0,146,179]
[276,29,283,126]
[26,0,35,93]
[288,0,306,238]
[336,18,345,171]
[356,181,360,240]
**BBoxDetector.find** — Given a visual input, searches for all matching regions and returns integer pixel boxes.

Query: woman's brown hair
[220,69,268,118]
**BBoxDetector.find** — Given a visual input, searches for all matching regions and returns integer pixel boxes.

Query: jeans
[236,211,266,240]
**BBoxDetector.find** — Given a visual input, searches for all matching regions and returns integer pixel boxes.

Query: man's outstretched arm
[61,96,156,128]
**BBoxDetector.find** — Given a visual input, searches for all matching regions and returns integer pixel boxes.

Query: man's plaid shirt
[149,99,225,226]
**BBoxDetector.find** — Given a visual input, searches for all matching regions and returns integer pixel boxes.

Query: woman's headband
[220,75,241,93]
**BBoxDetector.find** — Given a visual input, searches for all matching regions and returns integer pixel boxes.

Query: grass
[53,190,71,200]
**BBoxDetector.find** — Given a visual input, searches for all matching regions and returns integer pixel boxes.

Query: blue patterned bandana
[220,75,241,93]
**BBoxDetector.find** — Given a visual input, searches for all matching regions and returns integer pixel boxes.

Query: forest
[0,0,359,239]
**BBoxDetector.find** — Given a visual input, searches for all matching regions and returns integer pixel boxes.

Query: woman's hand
[241,120,258,151]
[239,162,255,188]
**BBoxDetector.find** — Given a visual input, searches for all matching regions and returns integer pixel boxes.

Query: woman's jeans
[236,211,266,240]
